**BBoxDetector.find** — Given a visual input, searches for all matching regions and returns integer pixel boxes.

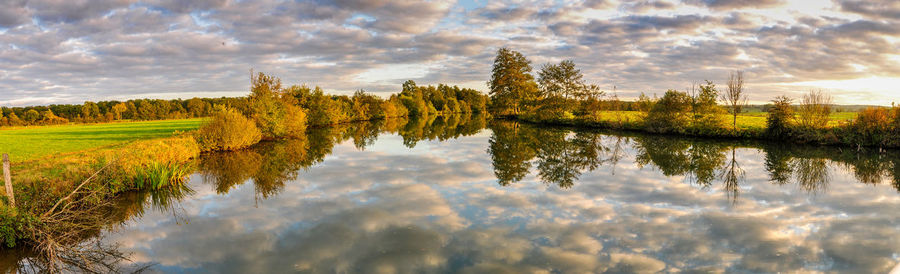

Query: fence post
[2,154,14,209]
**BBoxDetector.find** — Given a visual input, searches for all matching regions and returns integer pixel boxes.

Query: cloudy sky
[1,0,898,106]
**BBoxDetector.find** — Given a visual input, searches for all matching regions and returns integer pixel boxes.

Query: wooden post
[2,154,14,209]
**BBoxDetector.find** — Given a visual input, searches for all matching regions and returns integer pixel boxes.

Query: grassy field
[593,111,857,131]
[0,119,204,163]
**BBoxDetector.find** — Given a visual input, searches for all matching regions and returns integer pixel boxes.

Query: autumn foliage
[195,107,263,151]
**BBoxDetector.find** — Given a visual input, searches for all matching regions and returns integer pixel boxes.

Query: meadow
[0,118,204,163]
[589,111,858,131]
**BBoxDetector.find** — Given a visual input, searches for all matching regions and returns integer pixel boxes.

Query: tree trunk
[733,113,737,129]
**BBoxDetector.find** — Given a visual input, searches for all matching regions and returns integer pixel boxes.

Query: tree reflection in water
[10,115,900,272]
[487,120,900,198]
[199,114,490,202]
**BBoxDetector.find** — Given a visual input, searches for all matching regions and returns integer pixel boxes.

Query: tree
[24,109,41,123]
[42,109,68,125]
[111,103,128,120]
[402,80,418,95]
[635,92,655,114]
[797,89,832,129]
[7,112,23,126]
[82,101,100,120]
[538,60,584,99]
[488,47,538,115]
[249,71,288,139]
[721,71,748,129]
[692,80,726,130]
[186,98,209,118]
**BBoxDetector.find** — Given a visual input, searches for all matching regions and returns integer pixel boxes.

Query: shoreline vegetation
[0,47,898,269]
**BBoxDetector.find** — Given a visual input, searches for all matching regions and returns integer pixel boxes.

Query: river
[7,114,900,273]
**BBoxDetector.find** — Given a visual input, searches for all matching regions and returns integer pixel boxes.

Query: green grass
[0,119,205,163]
[591,111,858,131]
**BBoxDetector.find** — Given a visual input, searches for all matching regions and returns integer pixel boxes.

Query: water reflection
[6,115,900,273]
[489,120,900,196]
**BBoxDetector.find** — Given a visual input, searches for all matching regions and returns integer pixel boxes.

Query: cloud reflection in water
[103,118,900,273]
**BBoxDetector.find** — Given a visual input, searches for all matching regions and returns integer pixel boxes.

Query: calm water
[12,115,900,272]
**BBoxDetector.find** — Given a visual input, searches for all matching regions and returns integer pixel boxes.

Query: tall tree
[111,103,128,120]
[488,47,538,115]
[721,70,748,129]
[538,60,584,99]
[81,101,100,120]
[249,71,287,138]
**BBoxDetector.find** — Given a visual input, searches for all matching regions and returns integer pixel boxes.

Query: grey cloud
[0,0,28,27]
[148,0,229,13]
[620,0,677,13]
[837,0,900,20]
[27,0,135,23]
[688,0,785,10]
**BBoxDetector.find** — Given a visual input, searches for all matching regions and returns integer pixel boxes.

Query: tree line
[0,97,246,126]
[194,71,490,151]
[486,47,900,148]
[0,73,489,129]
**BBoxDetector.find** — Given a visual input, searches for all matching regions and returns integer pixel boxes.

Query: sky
[0,0,898,106]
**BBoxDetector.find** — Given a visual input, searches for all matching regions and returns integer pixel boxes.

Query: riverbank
[511,110,898,148]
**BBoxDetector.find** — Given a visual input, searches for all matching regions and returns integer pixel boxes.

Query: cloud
[687,0,785,10]
[0,0,898,106]
[0,0,28,27]
[836,0,900,20]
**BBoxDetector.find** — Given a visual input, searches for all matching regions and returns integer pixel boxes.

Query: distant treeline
[0,75,488,128]
[0,97,243,126]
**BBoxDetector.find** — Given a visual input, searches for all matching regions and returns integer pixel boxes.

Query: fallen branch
[42,160,114,219]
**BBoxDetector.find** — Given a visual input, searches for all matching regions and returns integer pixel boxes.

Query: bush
[645,90,692,133]
[767,96,794,138]
[797,90,832,129]
[848,107,893,146]
[195,107,262,152]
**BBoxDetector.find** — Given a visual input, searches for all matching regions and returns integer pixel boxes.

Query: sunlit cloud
[0,0,898,106]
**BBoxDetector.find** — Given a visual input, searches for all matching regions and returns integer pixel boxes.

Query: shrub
[195,107,262,152]
[797,90,832,129]
[767,96,794,138]
[517,96,577,123]
[849,107,892,146]
[645,90,692,133]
